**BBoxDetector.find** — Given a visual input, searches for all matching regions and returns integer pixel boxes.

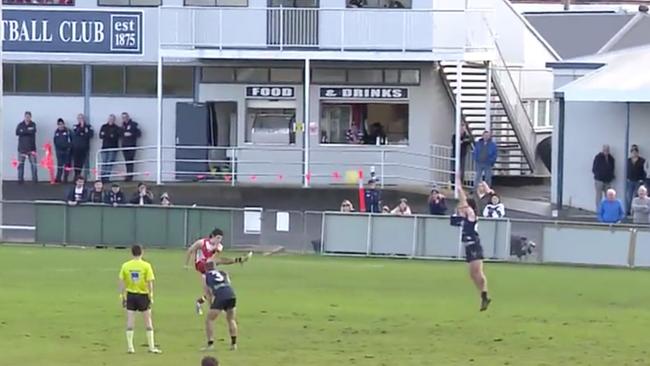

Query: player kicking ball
[118,244,162,354]
[202,261,239,352]
[185,228,252,315]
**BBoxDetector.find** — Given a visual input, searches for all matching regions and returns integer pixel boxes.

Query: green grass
[1,246,650,366]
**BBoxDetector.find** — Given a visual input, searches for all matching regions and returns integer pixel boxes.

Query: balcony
[158,6,494,61]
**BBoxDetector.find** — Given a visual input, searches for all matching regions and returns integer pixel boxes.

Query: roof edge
[597,12,645,54]
[501,0,562,61]
[546,62,606,69]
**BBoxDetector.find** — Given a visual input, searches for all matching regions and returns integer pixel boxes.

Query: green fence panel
[35,203,66,244]
[102,206,137,246]
[135,207,173,247]
[166,208,187,247]
[66,206,103,245]
[186,209,232,248]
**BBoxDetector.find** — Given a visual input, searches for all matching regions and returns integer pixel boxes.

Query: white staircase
[440,61,535,176]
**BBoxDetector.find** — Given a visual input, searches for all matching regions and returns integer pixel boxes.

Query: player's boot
[195,301,204,315]
[201,344,215,352]
[230,343,238,351]
[480,297,492,312]
[127,347,135,354]
[148,348,162,354]
[242,251,253,264]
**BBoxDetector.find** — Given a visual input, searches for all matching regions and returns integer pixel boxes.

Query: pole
[454,62,463,198]
[485,61,492,132]
[155,57,163,185]
[0,4,4,241]
[556,93,565,210]
[303,58,311,188]
[624,102,631,209]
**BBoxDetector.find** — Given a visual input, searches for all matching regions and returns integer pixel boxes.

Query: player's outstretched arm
[212,251,253,266]
[184,240,202,268]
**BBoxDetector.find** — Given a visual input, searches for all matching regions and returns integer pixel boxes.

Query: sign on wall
[246,86,295,99]
[320,87,408,100]
[2,10,143,54]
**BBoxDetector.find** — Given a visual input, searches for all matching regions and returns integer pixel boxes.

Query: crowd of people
[15,110,142,185]
[340,177,506,219]
[64,176,170,207]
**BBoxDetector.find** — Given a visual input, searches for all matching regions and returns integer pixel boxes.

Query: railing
[159,6,494,54]
[95,144,465,189]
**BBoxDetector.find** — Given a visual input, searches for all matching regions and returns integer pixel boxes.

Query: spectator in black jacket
[364,179,381,213]
[71,114,94,179]
[53,118,72,184]
[130,182,154,205]
[89,180,106,204]
[120,112,141,182]
[99,114,122,183]
[592,144,615,211]
[15,111,38,184]
[66,176,89,206]
[428,187,447,215]
[106,183,126,206]
[450,125,473,189]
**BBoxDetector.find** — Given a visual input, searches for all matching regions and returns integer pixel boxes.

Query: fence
[6,200,650,269]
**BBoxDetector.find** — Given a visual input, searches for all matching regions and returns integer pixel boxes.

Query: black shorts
[126,293,151,312]
[211,298,236,311]
[464,242,484,263]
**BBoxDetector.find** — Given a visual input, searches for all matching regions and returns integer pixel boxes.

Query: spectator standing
[66,176,89,206]
[364,179,381,213]
[120,112,142,182]
[340,200,354,212]
[71,114,94,179]
[53,118,72,184]
[99,114,122,183]
[428,187,447,215]
[130,182,154,205]
[89,180,106,204]
[592,144,615,211]
[597,188,625,224]
[107,183,126,206]
[391,198,412,215]
[483,194,506,218]
[631,185,650,224]
[15,111,38,184]
[474,181,494,215]
[450,125,473,188]
[473,130,498,187]
[626,145,647,215]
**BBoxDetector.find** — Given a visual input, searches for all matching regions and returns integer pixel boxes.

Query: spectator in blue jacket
[473,130,498,187]
[598,188,625,224]
[364,179,381,213]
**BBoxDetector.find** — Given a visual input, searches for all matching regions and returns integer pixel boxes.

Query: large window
[4,63,83,95]
[3,0,73,4]
[92,65,194,97]
[525,99,552,129]
[185,0,247,5]
[320,103,408,145]
[347,0,411,8]
[201,67,304,84]
[312,68,420,85]
[245,107,296,144]
[98,0,160,6]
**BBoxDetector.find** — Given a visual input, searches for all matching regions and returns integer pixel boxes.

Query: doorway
[175,101,237,181]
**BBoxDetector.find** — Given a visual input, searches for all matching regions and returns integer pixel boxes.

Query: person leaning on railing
[428,187,447,215]
[130,182,154,206]
[597,189,625,224]
[66,176,89,206]
[631,185,650,225]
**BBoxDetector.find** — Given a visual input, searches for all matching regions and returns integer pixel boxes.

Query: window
[236,68,269,83]
[51,65,83,94]
[126,66,157,95]
[270,68,303,83]
[163,66,194,97]
[3,0,74,5]
[346,0,411,8]
[92,66,124,95]
[313,69,346,83]
[98,0,160,5]
[384,69,399,84]
[270,0,318,7]
[347,69,383,84]
[3,64,15,93]
[525,99,552,129]
[202,67,236,83]
[320,103,408,145]
[399,69,420,84]
[185,0,248,5]
[16,64,48,93]
[245,107,296,144]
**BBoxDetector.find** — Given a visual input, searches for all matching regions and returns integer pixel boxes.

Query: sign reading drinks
[2,10,143,54]
[246,86,295,99]
[320,87,408,99]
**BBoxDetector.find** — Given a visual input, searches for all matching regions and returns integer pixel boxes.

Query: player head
[208,228,224,245]
[201,356,219,366]
[131,244,143,258]
[205,260,216,272]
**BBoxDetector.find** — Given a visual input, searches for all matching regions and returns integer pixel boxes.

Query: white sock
[126,330,134,350]
[146,330,155,350]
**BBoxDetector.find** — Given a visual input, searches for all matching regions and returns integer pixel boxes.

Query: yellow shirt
[119,258,155,294]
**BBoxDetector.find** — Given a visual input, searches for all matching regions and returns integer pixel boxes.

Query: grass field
[2,245,650,366]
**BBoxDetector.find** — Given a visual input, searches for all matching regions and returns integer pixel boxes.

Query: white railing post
[230,147,236,187]
[156,59,163,185]
[303,58,311,188]
[95,149,101,181]
[279,6,284,51]
[485,61,492,132]
[454,62,463,198]
[380,150,385,188]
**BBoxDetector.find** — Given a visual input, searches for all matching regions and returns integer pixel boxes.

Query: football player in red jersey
[185,228,252,315]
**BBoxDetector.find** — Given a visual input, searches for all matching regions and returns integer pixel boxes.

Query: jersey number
[212,271,224,282]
